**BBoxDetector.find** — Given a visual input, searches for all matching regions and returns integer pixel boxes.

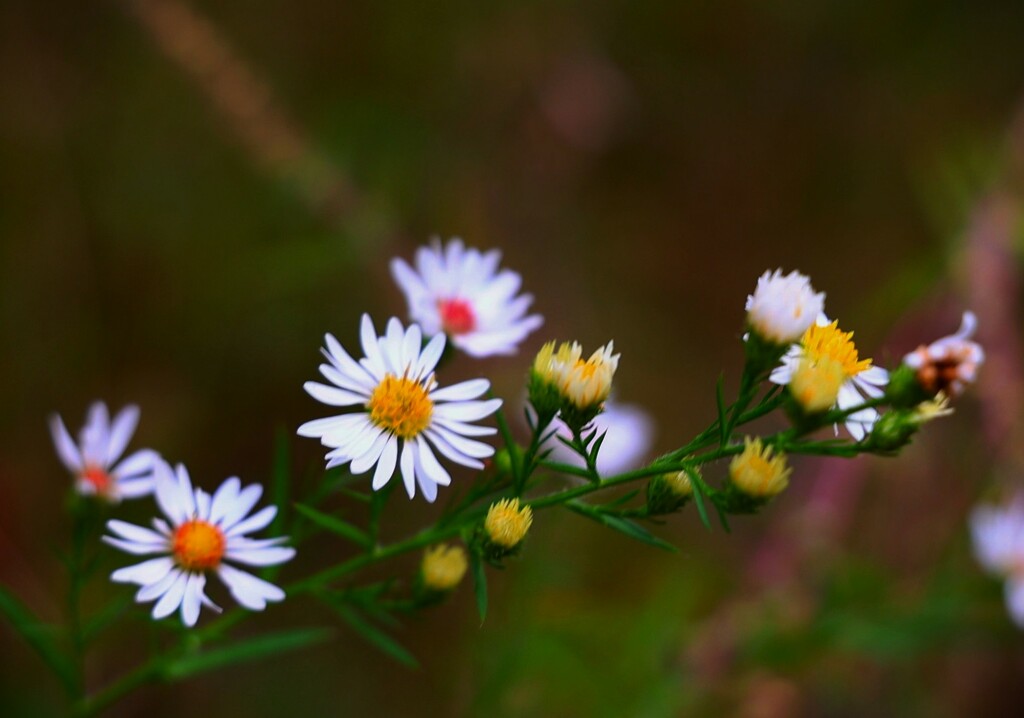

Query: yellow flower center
[172,520,226,571]
[421,544,468,591]
[790,355,846,413]
[367,374,434,439]
[801,321,872,378]
[729,438,792,499]
[484,498,534,548]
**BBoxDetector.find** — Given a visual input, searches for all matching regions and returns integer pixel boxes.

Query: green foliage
[0,584,77,694]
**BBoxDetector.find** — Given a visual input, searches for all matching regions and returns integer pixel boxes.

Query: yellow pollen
[800,321,872,378]
[172,520,226,571]
[367,374,434,439]
[484,498,534,548]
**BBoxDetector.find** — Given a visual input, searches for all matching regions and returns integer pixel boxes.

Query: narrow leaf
[471,552,488,624]
[293,504,372,549]
[163,628,332,679]
[333,604,418,667]
[688,474,712,530]
[567,503,676,552]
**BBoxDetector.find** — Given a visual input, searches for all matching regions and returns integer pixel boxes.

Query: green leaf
[687,473,712,531]
[332,604,418,667]
[471,551,488,624]
[293,504,372,549]
[163,628,332,679]
[568,502,677,552]
[0,584,77,692]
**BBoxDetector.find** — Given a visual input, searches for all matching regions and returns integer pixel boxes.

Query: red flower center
[438,298,476,335]
[172,520,226,571]
[81,466,113,494]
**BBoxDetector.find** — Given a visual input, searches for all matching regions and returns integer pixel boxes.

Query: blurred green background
[2,1,1024,715]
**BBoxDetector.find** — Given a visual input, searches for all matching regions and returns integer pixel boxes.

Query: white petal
[430,379,490,402]
[432,398,502,423]
[224,545,296,567]
[218,484,264,532]
[372,436,398,491]
[323,333,378,390]
[399,440,416,499]
[107,520,169,545]
[359,314,387,378]
[209,477,242,525]
[350,431,390,475]
[217,564,286,610]
[416,438,451,487]
[105,405,140,466]
[195,489,212,521]
[433,417,497,437]
[154,462,189,524]
[111,557,174,585]
[116,477,158,499]
[111,449,159,480]
[49,415,83,472]
[415,333,446,377]
[180,573,205,627]
[225,505,277,537]
[103,536,167,555]
[152,571,189,619]
[81,402,111,465]
[429,424,495,459]
[1006,579,1024,628]
[303,381,365,407]
[424,429,485,470]
[401,323,423,371]
[137,567,183,602]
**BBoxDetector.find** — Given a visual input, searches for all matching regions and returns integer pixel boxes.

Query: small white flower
[390,237,543,357]
[103,462,295,627]
[298,315,502,502]
[903,311,984,397]
[970,497,1024,628]
[745,269,825,345]
[771,317,889,440]
[49,401,159,501]
[547,399,654,475]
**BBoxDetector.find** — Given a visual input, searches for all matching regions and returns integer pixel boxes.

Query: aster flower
[970,497,1024,628]
[103,462,294,627]
[771,317,889,441]
[546,399,654,475]
[390,237,543,357]
[904,311,984,397]
[745,269,825,345]
[728,437,791,501]
[49,401,159,501]
[297,315,502,502]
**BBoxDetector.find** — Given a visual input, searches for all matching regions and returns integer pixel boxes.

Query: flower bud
[646,470,694,515]
[789,355,845,414]
[482,498,533,560]
[745,269,825,345]
[727,438,791,509]
[902,311,984,398]
[420,544,468,593]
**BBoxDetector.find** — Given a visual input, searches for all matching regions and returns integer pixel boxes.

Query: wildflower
[867,393,954,453]
[903,311,984,397]
[103,462,294,627]
[49,402,160,502]
[484,498,533,549]
[745,269,825,345]
[970,497,1024,628]
[390,238,543,357]
[546,400,654,475]
[421,544,468,592]
[554,342,619,412]
[646,469,695,515]
[298,315,502,502]
[771,318,889,440]
[728,437,791,502]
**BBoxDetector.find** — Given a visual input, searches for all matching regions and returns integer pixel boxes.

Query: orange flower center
[81,465,113,494]
[367,374,434,439]
[438,298,476,335]
[172,520,226,571]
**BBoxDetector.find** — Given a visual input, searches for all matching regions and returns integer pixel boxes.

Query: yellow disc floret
[421,544,468,592]
[172,520,226,571]
[484,498,534,549]
[729,437,792,499]
[800,321,872,379]
[553,342,619,410]
[368,374,434,439]
[790,355,846,413]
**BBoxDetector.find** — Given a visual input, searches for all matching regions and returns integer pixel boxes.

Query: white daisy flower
[903,311,984,397]
[745,269,825,345]
[103,462,295,627]
[770,316,889,441]
[970,497,1024,628]
[297,315,502,502]
[546,400,654,475]
[49,401,160,502]
[390,237,543,357]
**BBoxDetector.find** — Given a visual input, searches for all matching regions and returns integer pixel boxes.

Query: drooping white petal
[372,436,398,490]
[424,429,485,470]
[217,564,286,610]
[180,572,206,627]
[399,440,416,499]
[137,568,183,602]
[416,438,451,487]
[152,571,189,619]
[351,431,390,475]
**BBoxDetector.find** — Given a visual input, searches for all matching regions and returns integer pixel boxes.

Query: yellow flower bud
[789,355,845,414]
[555,342,619,411]
[421,544,468,592]
[484,498,533,549]
[729,437,791,500]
